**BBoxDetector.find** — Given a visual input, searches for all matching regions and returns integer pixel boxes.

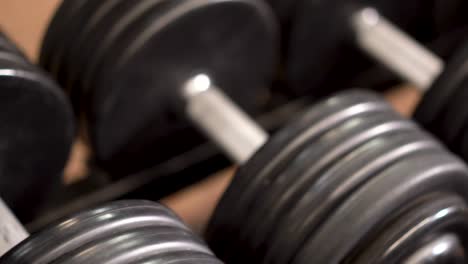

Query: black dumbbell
[40,0,278,176]
[206,91,468,263]
[271,0,434,95]
[41,1,468,263]
[0,31,75,222]
[271,1,468,161]
[0,200,222,263]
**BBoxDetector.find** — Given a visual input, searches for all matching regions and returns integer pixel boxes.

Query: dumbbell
[40,0,278,176]
[271,0,434,94]
[0,31,74,222]
[273,1,468,161]
[205,91,468,263]
[0,200,222,263]
[41,1,468,263]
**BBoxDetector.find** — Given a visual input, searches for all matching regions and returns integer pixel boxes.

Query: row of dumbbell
[1,49,466,263]
[39,0,468,176]
[1,0,468,263]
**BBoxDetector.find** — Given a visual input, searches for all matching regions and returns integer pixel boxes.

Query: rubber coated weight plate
[414,40,468,133]
[138,252,223,264]
[0,32,25,57]
[0,52,32,70]
[138,251,223,264]
[79,0,171,94]
[60,0,147,113]
[239,111,413,261]
[49,0,107,86]
[78,0,278,176]
[439,77,468,153]
[207,90,390,259]
[261,127,436,264]
[354,193,468,263]
[64,0,151,92]
[40,0,89,69]
[0,44,39,74]
[459,116,468,160]
[265,130,442,264]
[0,68,74,222]
[266,0,300,25]
[265,0,302,54]
[294,150,468,264]
[0,201,191,262]
[70,0,171,116]
[52,226,210,264]
[287,0,432,97]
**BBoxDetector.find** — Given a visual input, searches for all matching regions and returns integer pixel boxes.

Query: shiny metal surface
[0,200,221,263]
[0,198,28,257]
[183,74,268,164]
[351,7,444,91]
[405,234,466,264]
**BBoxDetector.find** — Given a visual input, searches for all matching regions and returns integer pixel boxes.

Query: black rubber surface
[0,66,74,222]
[294,150,468,263]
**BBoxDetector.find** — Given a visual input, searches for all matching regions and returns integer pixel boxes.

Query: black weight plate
[240,111,406,262]
[266,0,301,26]
[58,0,140,114]
[48,0,105,86]
[209,93,391,261]
[40,0,89,70]
[354,193,468,263]
[0,201,193,262]
[239,111,412,261]
[0,31,26,58]
[52,226,211,264]
[68,0,170,116]
[294,150,468,264]
[264,128,439,263]
[458,118,468,161]
[206,91,389,257]
[64,0,142,92]
[138,251,223,264]
[79,0,171,94]
[0,51,32,70]
[287,0,432,97]
[264,0,302,54]
[79,0,278,176]
[414,40,468,133]
[438,76,468,154]
[0,68,74,223]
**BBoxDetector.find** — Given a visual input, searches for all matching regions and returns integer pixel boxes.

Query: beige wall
[0,0,61,61]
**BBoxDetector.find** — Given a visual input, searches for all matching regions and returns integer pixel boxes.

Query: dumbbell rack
[27,95,308,231]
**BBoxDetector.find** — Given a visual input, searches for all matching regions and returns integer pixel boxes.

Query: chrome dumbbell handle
[183,74,268,164]
[0,198,28,256]
[351,7,444,91]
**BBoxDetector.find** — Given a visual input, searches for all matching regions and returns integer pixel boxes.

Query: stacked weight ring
[0,200,222,263]
[207,91,468,263]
